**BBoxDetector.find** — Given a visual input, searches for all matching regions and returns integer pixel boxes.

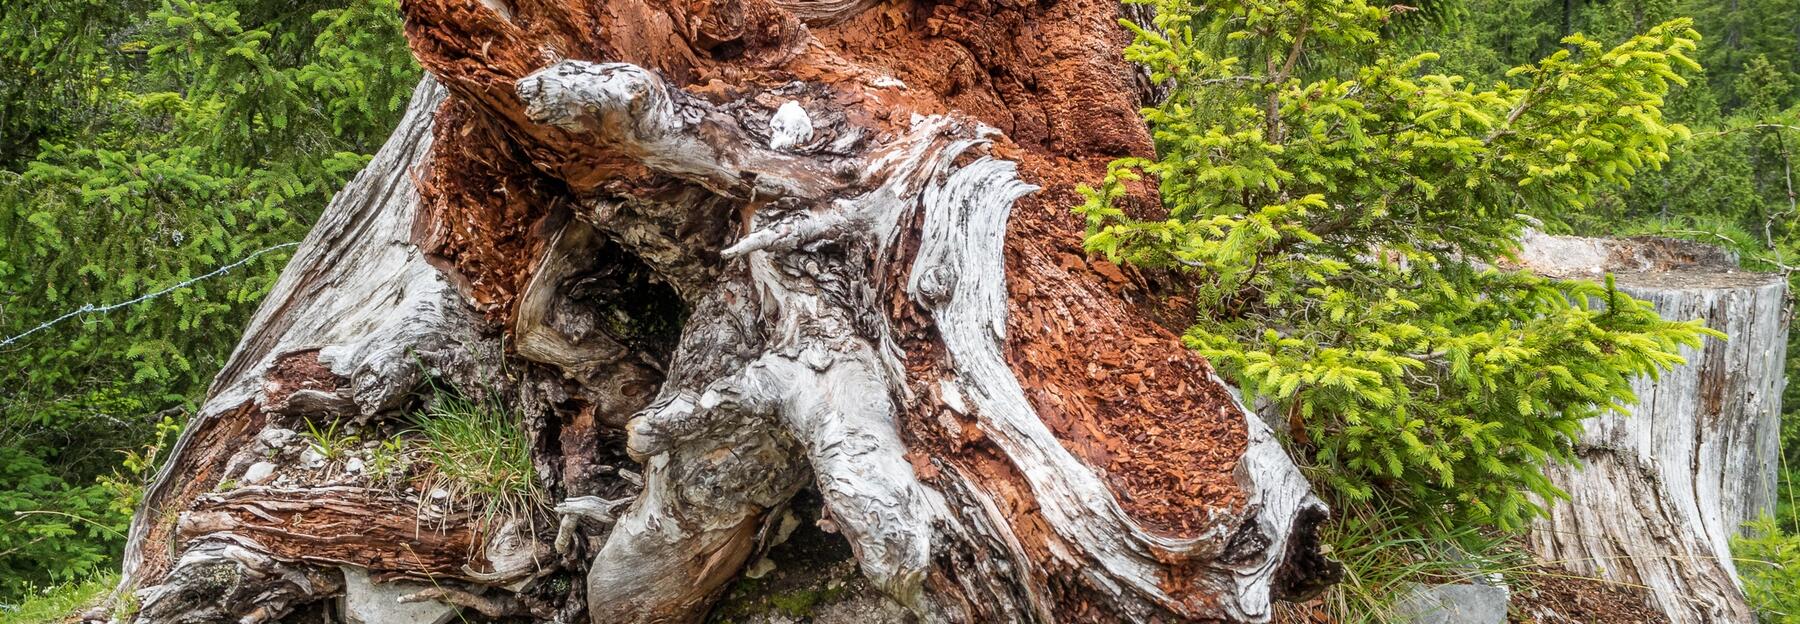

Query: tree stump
[110,0,1339,622]
[1513,231,1788,624]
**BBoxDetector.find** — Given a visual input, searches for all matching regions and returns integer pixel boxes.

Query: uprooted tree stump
[109,1,1338,622]
[1512,231,1789,624]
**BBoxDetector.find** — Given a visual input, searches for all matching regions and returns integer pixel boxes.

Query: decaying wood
[116,0,1338,621]
[1514,232,1789,624]
[116,77,485,604]
[175,486,531,582]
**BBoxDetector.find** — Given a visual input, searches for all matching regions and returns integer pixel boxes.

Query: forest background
[1,0,1797,619]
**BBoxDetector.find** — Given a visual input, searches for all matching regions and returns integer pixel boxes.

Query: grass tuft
[1312,501,1525,624]
[411,393,544,527]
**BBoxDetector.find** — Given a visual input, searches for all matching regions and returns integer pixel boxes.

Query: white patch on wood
[516,62,837,200]
[768,101,813,151]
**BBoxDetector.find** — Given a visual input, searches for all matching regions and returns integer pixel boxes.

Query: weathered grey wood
[115,77,512,619]
[511,63,1333,623]
[117,0,1344,618]
[1514,231,1788,624]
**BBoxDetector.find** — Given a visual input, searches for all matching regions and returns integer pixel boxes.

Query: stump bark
[110,0,1337,622]
[1513,232,1789,624]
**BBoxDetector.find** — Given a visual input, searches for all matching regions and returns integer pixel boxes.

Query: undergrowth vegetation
[0,0,416,601]
[1307,501,1524,622]
[1736,515,1800,622]
[0,573,116,624]
[294,389,543,527]
[411,393,545,525]
[1090,0,1797,618]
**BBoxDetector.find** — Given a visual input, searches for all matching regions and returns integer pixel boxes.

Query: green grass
[301,416,362,463]
[0,574,115,624]
[1312,502,1525,624]
[412,393,544,526]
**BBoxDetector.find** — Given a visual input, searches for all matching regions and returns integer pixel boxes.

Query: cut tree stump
[110,0,1338,622]
[1512,231,1789,624]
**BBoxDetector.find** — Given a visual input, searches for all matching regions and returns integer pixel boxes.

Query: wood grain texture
[118,0,1340,621]
[1516,232,1788,624]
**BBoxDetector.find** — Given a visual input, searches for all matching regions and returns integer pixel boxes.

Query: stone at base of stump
[1396,583,1510,624]
[340,567,457,624]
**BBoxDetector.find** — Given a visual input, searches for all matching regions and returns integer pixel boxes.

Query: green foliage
[0,446,122,598]
[1735,516,1800,622]
[364,436,410,481]
[0,0,415,600]
[1420,0,1799,116]
[1083,0,1717,531]
[0,415,174,601]
[0,572,117,624]
[301,416,362,462]
[1312,503,1524,623]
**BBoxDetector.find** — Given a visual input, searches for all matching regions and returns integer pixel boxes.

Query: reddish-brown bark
[399,0,1250,545]
[118,2,1329,621]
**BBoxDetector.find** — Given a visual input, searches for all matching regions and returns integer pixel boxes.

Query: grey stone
[1395,583,1510,624]
[256,427,299,451]
[241,461,277,484]
[339,567,457,624]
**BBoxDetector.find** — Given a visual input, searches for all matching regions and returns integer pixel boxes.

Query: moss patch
[706,491,867,623]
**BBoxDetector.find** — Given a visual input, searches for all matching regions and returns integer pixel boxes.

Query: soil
[1268,566,1670,624]
[1509,566,1670,624]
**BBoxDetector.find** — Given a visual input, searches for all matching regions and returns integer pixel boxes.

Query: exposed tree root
[116,0,1338,621]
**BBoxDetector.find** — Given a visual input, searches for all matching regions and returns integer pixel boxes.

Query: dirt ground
[1509,566,1670,624]
[1270,564,1668,624]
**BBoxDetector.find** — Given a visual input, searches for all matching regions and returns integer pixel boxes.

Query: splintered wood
[117,0,1335,622]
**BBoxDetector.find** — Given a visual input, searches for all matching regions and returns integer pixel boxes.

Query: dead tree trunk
[111,1,1339,622]
[1512,232,1789,624]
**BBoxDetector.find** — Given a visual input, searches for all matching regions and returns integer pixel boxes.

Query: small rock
[1396,582,1510,624]
[745,557,777,579]
[768,100,813,151]
[339,566,456,624]
[430,488,450,500]
[242,461,277,484]
[344,457,365,474]
[257,427,298,450]
[300,447,326,469]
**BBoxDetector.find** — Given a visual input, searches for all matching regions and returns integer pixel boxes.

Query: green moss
[767,584,850,618]
[708,575,855,622]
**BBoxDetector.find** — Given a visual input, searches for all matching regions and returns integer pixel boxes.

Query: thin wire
[0,242,300,349]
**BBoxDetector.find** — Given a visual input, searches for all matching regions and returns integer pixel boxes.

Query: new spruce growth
[1080,0,1719,531]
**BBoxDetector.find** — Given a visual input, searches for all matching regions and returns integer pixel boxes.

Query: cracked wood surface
[116,0,1338,622]
[1515,232,1788,624]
